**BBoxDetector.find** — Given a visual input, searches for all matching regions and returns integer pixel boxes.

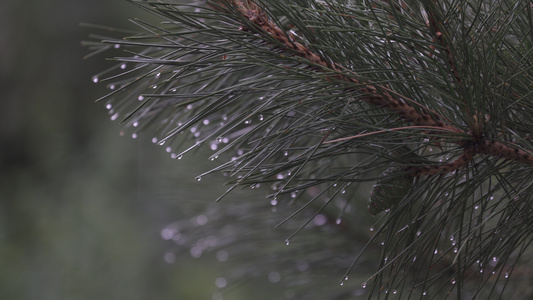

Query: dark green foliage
[86,0,533,298]
[368,167,413,215]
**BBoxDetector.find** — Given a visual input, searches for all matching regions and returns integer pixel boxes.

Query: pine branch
[86,0,533,298]
[216,0,533,178]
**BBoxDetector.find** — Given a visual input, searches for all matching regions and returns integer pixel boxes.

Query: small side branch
[408,144,477,177]
[480,140,533,166]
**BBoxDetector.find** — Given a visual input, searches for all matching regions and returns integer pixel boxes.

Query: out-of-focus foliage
[0,1,274,299]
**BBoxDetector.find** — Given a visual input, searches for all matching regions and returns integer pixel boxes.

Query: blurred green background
[0,1,269,299]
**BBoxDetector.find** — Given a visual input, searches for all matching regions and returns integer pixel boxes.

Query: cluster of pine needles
[85,0,533,298]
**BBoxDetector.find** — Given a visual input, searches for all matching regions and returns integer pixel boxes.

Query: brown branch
[480,140,533,165]
[230,1,459,130]
[409,144,477,177]
[219,0,533,174]
[426,7,463,89]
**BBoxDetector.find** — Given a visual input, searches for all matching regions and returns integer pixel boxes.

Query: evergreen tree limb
[86,0,533,298]
[213,0,533,178]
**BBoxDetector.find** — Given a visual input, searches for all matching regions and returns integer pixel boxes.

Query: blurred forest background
[0,1,279,299]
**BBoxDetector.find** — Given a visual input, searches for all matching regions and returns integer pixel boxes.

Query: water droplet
[109,84,115,90]
[216,250,229,262]
[163,252,175,264]
[120,63,127,69]
[189,246,203,258]
[453,248,458,253]
[203,119,210,125]
[166,147,172,153]
[474,205,479,210]
[270,198,278,206]
[268,271,281,283]
[451,279,456,285]
[177,155,183,160]
[416,231,421,236]
[492,257,497,262]
[283,151,289,156]
[111,113,119,121]
[114,44,120,49]
[479,269,483,273]
[212,291,223,300]
[210,144,218,151]
[244,119,251,124]
[434,249,438,255]
[313,214,327,226]
[151,85,157,89]
[341,190,346,194]
[196,176,202,181]
[258,114,264,121]
[216,137,223,142]
[393,290,397,294]
[422,291,427,296]
[196,214,208,225]
[133,121,139,127]
[361,282,367,288]
[215,277,227,288]
[504,272,509,278]
[290,191,297,198]
[138,95,144,101]
[92,76,99,83]
[106,104,112,110]
[132,133,138,139]
[152,137,158,143]
[285,240,290,246]
[340,281,344,286]
[335,218,341,225]
[160,228,176,240]
[369,227,374,232]
[170,88,177,92]
[155,72,161,78]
